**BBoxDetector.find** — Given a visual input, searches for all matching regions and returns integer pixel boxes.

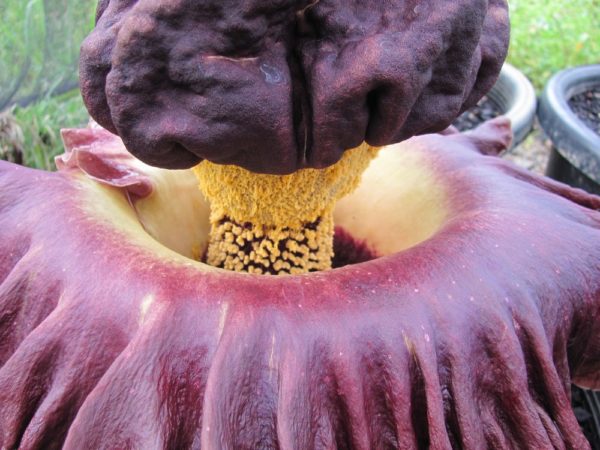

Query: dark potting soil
[569,86,600,136]
[452,95,503,131]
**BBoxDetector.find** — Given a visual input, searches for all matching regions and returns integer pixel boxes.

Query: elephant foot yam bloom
[78,0,510,274]
[193,144,378,274]
[4,0,600,448]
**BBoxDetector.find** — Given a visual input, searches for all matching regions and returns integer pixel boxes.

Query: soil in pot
[453,97,549,175]
[541,66,600,196]
[569,87,600,135]
[453,95,503,131]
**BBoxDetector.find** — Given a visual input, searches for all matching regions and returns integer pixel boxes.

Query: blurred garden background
[1,0,599,170]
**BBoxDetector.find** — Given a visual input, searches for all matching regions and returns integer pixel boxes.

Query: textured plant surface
[80,0,509,173]
[0,119,599,448]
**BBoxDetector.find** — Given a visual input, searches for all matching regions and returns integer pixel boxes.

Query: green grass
[0,0,96,107]
[12,91,90,171]
[0,0,95,170]
[0,0,46,107]
[507,0,600,91]
[1,0,600,169]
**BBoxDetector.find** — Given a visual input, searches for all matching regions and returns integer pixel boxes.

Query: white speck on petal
[217,302,229,339]
[139,294,155,323]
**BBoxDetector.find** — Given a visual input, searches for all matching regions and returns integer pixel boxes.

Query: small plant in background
[0,109,24,165]
[13,92,89,170]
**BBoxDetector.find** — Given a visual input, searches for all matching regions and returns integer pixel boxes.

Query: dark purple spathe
[1,120,600,448]
[80,0,509,173]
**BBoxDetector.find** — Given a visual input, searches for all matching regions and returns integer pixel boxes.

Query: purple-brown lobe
[80,0,509,173]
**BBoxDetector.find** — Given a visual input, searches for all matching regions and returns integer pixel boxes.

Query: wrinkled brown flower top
[80,0,509,173]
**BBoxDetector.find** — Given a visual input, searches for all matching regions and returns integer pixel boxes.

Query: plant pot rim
[538,64,600,184]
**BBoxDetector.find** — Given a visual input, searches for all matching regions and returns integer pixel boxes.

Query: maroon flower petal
[58,124,154,198]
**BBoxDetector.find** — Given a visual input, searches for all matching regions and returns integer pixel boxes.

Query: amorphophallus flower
[2,0,600,448]
[79,0,511,276]
[1,119,600,448]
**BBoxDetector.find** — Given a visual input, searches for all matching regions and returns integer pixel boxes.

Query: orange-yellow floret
[193,143,378,274]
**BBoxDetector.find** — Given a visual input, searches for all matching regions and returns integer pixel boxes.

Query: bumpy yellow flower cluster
[194,143,378,274]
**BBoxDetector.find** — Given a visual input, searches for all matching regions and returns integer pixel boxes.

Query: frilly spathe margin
[0,118,599,448]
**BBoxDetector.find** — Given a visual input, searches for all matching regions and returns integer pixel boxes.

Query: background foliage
[0,0,599,169]
[0,0,95,109]
[509,0,600,90]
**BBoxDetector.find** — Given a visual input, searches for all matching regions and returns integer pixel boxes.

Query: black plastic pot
[489,63,537,147]
[454,63,536,147]
[572,385,600,449]
[539,65,600,194]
